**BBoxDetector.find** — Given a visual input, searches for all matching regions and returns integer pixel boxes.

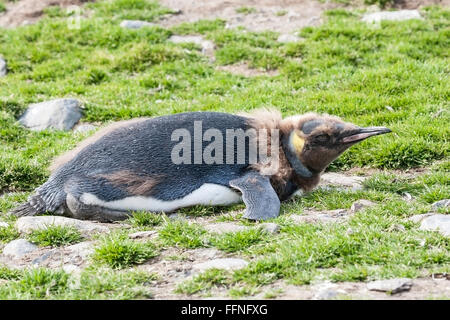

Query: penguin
[10,109,391,222]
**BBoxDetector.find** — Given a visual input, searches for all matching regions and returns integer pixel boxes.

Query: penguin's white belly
[80,183,242,212]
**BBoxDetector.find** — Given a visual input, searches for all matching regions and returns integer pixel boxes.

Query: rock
[204,222,249,234]
[120,20,156,29]
[18,98,82,131]
[407,213,434,223]
[350,199,376,213]
[259,223,280,234]
[277,34,301,43]
[189,248,220,260]
[362,10,422,23]
[129,230,158,239]
[0,57,6,77]
[66,241,94,260]
[73,123,96,134]
[367,278,413,294]
[62,264,82,274]
[320,173,366,190]
[2,239,38,259]
[16,216,109,235]
[313,282,339,300]
[192,258,248,272]
[168,35,215,56]
[431,199,450,211]
[0,221,9,228]
[290,209,349,224]
[419,214,450,237]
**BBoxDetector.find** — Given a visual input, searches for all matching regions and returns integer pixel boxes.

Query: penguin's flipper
[229,171,280,221]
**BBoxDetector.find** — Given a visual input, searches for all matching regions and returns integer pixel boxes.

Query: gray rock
[120,20,155,29]
[350,199,376,213]
[2,239,38,259]
[408,213,434,223]
[0,57,6,77]
[320,173,366,190]
[362,10,422,23]
[0,221,9,228]
[73,123,96,134]
[16,216,109,235]
[66,241,94,260]
[129,230,158,239]
[204,222,249,234]
[259,223,280,234]
[431,199,450,211]
[18,98,82,131]
[367,278,413,294]
[419,214,450,237]
[192,258,248,272]
[189,248,220,260]
[290,209,349,224]
[168,35,215,56]
[277,34,301,43]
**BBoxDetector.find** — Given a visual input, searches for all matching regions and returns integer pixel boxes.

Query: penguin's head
[281,114,391,178]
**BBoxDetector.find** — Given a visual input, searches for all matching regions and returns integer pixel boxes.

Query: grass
[92,232,159,269]
[126,211,165,228]
[158,220,207,248]
[27,225,83,247]
[0,0,448,299]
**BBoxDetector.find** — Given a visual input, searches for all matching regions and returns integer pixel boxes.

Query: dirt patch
[392,0,450,9]
[0,0,94,28]
[158,0,341,33]
[217,62,280,77]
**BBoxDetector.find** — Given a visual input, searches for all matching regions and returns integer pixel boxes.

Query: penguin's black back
[59,112,254,201]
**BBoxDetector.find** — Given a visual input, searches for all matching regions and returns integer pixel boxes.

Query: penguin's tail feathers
[9,194,48,217]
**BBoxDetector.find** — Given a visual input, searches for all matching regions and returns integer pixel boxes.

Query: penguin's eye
[315,134,330,143]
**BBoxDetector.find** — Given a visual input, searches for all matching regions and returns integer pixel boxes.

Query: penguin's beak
[341,126,392,144]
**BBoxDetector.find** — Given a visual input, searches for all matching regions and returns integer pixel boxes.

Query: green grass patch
[159,220,207,248]
[27,225,83,247]
[209,228,268,253]
[176,268,232,295]
[127,211,165,228]
[92,233,159,269]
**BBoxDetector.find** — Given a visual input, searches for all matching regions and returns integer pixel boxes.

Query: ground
[0,0,449,300]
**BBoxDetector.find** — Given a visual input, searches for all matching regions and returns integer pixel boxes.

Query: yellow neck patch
[291,131,305,154]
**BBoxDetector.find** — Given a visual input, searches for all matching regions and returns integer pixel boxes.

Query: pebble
[367,278,413,294]
[120,20,156,29]
[2,239,38,259]
[192,258,248,272]
[362,10,422,23]
[0,57,6,77]
[350,199,376,213]
[18,98,82,131]
[431,199,450,211]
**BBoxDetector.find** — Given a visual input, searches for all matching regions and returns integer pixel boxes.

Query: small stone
[120,20,155,29]
[259,223,280,234]
[403,192,413,202]
[62,264,81,274]
[431,199,450,211]
[277,34,301,43]
[2,239,38,259]
[0,57,6,77]
[407,213,434,223]
[0,221,9,228]
[204,222,249,234]
[367,278,413,294]
[192,258,248,272]
[290,209,349,224]
[320,173,366,190]
[190,248,220,260]
[419,214,450,237]
[390,224,406,232]
[16,216,109,235]
[385,105,394,112]
[129,230,158,239]
[362,10,422,23]
[168,35,215,56]
[73,123,96,134]
[18,98,82,131]
[350,199,376,213]
[66,241,94,260]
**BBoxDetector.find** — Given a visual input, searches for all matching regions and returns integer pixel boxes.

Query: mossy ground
[0,0,448,299]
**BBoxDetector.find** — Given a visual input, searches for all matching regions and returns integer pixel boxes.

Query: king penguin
[10,109,391,222]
